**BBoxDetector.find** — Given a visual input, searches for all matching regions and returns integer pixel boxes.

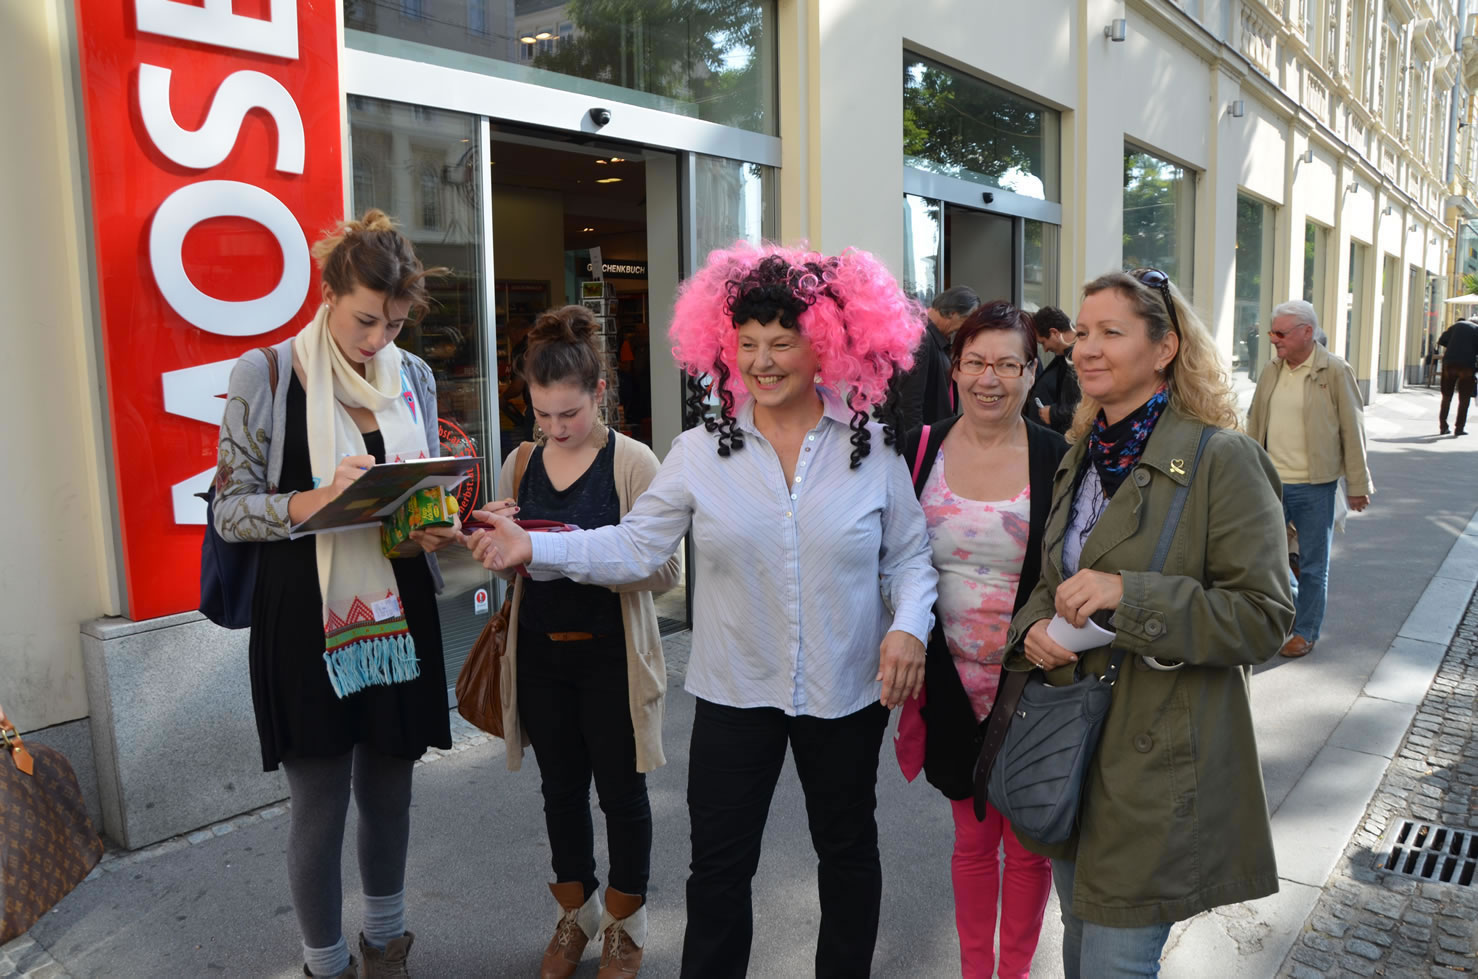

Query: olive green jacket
[1004,407,1295,927]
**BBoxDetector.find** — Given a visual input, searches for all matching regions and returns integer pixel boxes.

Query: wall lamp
[1410,222,1420,231]
[1346,182,1361,194]
[1302,148,1316,164]
[1382,205,1394,216]
[1229,100,1246,118]
[1104,18,1127,42]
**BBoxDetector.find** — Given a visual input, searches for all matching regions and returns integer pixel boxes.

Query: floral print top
[920,448,1030,721]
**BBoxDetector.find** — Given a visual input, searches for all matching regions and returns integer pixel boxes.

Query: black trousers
[517,629,651,898]
[1440,365,1476,434]
[680,699,890,979]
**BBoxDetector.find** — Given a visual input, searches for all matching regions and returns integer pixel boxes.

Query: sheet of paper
[1045,614,1115,654]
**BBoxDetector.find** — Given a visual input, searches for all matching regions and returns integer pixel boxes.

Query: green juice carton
[381,487,458,559]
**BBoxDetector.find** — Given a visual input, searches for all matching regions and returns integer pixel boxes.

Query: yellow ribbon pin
[1169,459,1186,475]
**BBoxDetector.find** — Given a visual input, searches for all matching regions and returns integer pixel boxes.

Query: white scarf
[294,305,430,698]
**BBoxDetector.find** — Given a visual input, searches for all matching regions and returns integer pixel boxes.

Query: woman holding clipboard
[212,210,456,978]
[476,304,679,979]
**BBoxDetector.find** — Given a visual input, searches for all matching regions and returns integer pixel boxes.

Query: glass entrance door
[348,98,497,687]
[903,193,1059,311]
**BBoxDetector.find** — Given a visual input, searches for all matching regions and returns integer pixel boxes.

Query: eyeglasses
[1266,327,1306,339]
[957,358,1028,378]
[1128,267,1183,338]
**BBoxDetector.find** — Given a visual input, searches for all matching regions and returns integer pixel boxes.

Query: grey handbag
[982,426,1214,844]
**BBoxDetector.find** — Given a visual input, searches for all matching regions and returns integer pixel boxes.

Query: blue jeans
[1283,480,1338,642]
[1053,860,1173,978]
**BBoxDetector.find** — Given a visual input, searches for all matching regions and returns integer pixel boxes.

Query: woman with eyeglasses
[895,300,1066,978]
[1001,269,1294,977]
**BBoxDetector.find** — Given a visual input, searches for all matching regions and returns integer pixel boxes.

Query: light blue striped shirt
[528,390,939,718]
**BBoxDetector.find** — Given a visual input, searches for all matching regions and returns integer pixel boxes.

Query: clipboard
[290,456,480,538]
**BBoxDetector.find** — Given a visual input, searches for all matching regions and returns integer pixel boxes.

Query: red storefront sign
[74,0,342,620]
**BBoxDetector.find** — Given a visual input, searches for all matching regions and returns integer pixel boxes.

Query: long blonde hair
[1066,271,1240,442]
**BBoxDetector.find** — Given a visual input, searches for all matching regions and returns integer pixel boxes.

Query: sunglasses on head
[1128,267,1183,338]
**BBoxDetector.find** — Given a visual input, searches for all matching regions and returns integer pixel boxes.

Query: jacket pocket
[1089,688,1200,904]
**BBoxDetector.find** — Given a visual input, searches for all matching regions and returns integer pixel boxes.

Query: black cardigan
[902,415,1068,801]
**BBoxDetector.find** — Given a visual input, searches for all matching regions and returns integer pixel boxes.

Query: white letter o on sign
[149,180,310,336]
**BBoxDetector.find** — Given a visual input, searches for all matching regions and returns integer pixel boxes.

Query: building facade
[3,0,1470,847]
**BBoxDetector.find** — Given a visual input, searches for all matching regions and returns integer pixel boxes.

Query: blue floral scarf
[1088,386,1169,496]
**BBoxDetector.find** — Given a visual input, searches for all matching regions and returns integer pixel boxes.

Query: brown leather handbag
[455,442,533,738]
[1,720,104,943]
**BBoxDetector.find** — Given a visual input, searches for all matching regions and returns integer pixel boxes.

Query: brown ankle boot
[596,888,646,979]
[358,932,413,978]
[542,882,602,979]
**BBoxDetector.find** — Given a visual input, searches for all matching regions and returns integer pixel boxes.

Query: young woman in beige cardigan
[479,305,679,979]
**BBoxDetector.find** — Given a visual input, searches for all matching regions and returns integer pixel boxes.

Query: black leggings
[517,629,651,898]
[281,746,415,948]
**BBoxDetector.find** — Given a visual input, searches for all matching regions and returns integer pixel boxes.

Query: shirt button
[800,460,807,466]
[805,447,812,452]
[785,511,792,518]
[1133,469,1150,486]
[791,493,798,500]
[794,476,802,483]
[1134,734,1154,753]
[808,435,815,441]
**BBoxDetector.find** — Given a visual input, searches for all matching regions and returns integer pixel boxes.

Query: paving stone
[1303,932,1340,953]
[1313,915,1352,938]
[1286,966,1325,979]
[1338,956,1378,976]
[1351,925,1394,948]
[1290,945,1337,971]
[1437,934,1473,954]
[1344,938,1383,961]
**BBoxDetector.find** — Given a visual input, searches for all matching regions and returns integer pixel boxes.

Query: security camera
[982,192,995,205]
[589,107,612,127]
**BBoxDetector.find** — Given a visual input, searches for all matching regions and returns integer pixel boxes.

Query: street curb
[1162,506,1478,977]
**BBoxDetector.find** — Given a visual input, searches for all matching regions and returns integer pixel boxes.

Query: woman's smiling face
[736,318,820,409]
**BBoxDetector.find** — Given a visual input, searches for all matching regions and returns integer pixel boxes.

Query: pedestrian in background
[1248,299,1373,658]
[1027,305,1081,434]
[1011,268,1294,978]
[478,304,680,979]
[898,285,981,428]
[213,211,455,978]
[1437,317,1477,436]
[898,300,1066,978]
[467,243,938,979]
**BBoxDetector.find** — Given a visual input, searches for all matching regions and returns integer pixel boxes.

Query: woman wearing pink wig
[467,243,939,978]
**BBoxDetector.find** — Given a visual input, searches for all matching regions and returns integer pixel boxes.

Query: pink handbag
[893,425,933,781]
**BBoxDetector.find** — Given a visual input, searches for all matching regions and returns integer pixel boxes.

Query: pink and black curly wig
[670,241,923,467]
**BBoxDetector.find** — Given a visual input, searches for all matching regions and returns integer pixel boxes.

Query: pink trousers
[949,798,1052,979]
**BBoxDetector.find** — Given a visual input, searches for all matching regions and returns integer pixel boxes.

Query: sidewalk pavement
[1,385,1475,978]
[1277,593,1478,977]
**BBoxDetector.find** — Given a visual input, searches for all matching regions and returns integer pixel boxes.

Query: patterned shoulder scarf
[1088,386,1169,496]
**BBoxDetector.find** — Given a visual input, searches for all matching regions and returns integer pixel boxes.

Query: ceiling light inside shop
[596,178,622,184]
[595,158,608,164]
[608,156,624,163]
[536,32,554,40]
[519,35,537,43]
[580,227,596,232]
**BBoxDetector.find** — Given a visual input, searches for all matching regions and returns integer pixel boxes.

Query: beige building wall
[0,0,118,731]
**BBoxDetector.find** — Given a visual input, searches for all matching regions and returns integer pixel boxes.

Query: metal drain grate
[1377,819,1478,887]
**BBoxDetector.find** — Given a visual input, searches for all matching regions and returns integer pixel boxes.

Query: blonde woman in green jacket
[1005,269,1295,978]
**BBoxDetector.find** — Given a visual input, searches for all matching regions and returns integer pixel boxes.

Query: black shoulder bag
[977,426,1214,844]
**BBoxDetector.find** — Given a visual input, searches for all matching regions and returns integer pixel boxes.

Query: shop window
[349,97,494,686]
[347,0,778,136]
[1233,193,1277,381]
[902,194,943,305]
[1122,144,1196,294]
[1023,220,1059,313]
[693,155,776,259]
[903,55,1061,203]
[1305,220,1330,332]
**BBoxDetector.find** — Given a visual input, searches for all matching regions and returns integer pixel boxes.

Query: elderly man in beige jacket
[1247,299,1373,658]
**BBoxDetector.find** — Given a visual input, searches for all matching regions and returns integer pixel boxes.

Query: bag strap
[512,441,534,500]
[910,424,932,484]
[256,346,279,397]
[1099,424,1215,684]
[1,723,34,777]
